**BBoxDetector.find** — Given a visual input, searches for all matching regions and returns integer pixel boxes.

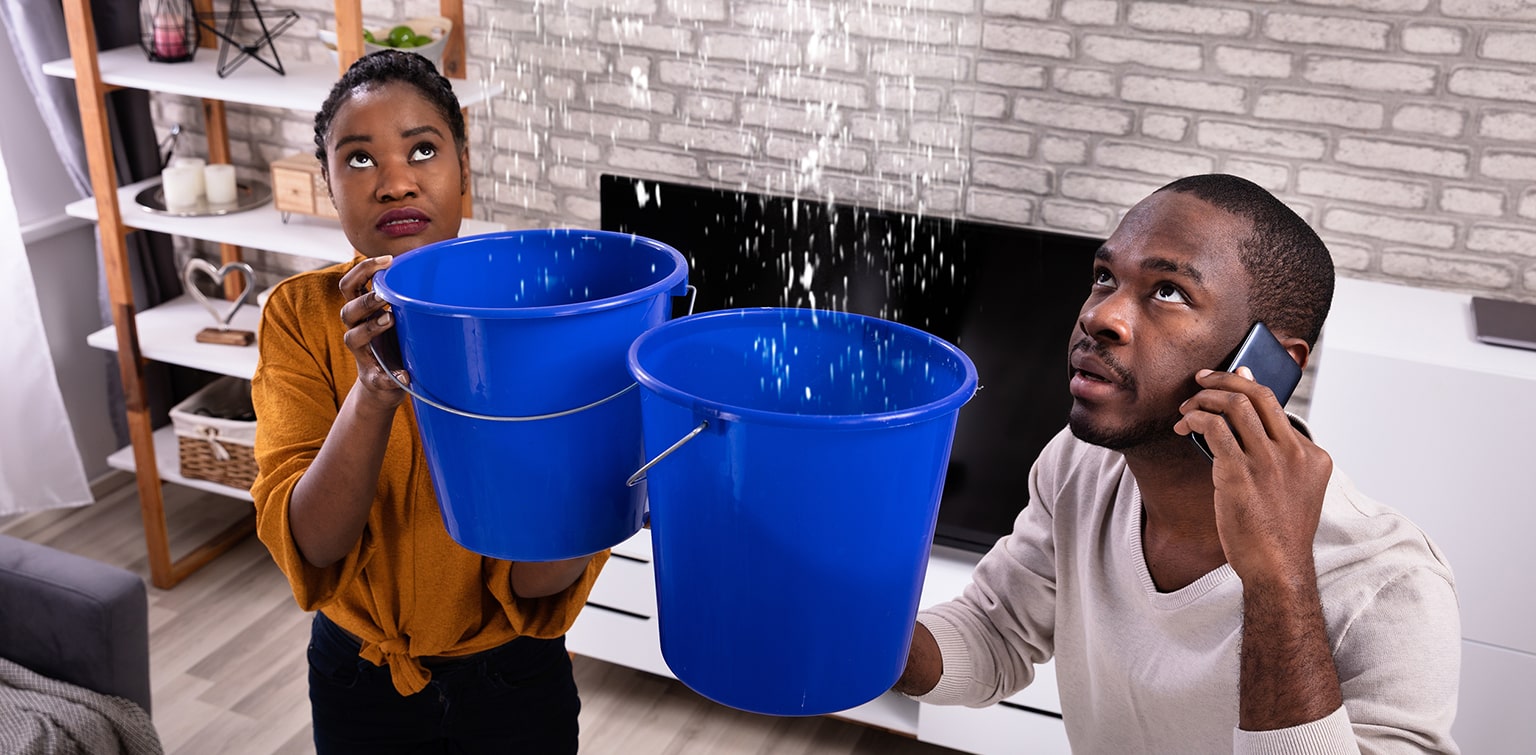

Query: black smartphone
[1190,322,1303,461]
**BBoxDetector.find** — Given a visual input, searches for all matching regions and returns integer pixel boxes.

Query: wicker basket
[170,377,257,489]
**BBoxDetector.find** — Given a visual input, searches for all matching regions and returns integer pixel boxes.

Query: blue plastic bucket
[627,308,978,715]
[373,229,688,561]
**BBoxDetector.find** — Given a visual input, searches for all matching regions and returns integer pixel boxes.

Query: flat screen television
[600,175,1104,553]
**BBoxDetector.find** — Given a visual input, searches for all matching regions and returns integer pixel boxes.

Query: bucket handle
[680,282,697,317]
[626,420,709,487]
[366,285,699,423]
[369,344,640,422]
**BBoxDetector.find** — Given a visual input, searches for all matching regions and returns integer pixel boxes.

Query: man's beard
[1066,337,1202,456]
[1068,408,1180,451]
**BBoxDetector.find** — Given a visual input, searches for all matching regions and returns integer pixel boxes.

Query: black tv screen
[600,175,1103,553]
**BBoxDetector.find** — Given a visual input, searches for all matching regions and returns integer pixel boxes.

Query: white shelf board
[87,294,262,379]
[67,177,505,263]
[108,425,254,502]
[42,46,501,111]
[70,177,352,261]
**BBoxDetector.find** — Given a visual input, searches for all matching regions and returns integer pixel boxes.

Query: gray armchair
[0,533,152,715]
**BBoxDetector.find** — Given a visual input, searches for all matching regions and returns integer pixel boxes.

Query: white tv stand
[566,531,1071,754]
[1308,276,1536,752]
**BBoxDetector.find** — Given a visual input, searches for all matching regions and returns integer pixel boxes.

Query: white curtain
[0,146,92,515]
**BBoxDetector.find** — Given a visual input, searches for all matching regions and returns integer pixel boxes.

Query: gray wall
[164,0,1536,301]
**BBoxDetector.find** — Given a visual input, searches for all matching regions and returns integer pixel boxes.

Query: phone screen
[1190,322,1303,461]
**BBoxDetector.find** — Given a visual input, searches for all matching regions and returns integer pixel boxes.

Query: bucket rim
[628,307,978,429]
[372,229,688,319]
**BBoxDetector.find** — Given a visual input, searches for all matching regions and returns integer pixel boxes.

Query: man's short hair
[1155,174,1335,346]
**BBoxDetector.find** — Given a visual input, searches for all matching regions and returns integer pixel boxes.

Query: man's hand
[893,622,942,697]
[1175,366,1343,731]
[1175,366,1332,584]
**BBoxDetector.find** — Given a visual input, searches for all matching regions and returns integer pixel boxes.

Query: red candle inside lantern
[152,14,188,60]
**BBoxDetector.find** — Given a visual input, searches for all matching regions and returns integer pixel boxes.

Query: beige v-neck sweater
[916,425,1460,754]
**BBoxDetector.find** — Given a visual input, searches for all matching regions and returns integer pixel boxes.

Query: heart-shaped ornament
[183,259,257,328]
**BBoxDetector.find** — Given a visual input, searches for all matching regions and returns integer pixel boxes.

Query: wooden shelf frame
[59,0,471,589]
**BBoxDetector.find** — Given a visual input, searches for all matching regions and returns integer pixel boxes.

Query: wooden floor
[0,475,960,755]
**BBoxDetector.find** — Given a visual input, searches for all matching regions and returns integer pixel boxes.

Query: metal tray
[135,178,272,217]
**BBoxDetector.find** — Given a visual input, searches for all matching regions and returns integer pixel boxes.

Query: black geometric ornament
[195,0,300,78]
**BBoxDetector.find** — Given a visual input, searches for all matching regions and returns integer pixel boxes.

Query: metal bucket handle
[367,284,697,422]
[626,419,709,487]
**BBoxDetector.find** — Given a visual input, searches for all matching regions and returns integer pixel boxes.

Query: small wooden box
[270,152,339,221]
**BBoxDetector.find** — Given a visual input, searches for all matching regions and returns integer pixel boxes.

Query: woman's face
[323,81,467,258]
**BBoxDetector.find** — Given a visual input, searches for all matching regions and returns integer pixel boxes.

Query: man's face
[1066,190,1256,453]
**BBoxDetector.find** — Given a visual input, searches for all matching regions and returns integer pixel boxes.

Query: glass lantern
[139,0,200,63]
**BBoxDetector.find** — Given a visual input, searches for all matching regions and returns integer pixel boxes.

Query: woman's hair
[312,49,466,168]
[1155,174,1335,347]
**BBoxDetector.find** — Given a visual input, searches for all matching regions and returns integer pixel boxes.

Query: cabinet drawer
[610,527,653,562]
[1455,642,1536,753]
[1005,658,1061,715]
[567,602,670,678]
[270,152,339,220]
[310,174,339,219]
[271,169,314,212]
[918,699,1070,755]
[587,551,657,618]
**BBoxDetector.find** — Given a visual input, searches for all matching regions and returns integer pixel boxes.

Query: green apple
[387,25,416,47]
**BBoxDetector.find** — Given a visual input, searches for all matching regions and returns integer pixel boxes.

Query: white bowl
[316,17,451,72]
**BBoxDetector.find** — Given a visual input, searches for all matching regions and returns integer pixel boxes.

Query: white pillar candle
[203,164,238,206]
[171,156,205,198]
[160,164,202,209]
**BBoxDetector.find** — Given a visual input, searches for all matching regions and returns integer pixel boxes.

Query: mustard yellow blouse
[251,258,608,696]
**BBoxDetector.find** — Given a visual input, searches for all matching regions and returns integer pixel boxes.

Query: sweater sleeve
[911,433,1067,707]
[249,275,374,609]
[1233,564,1461,755]
[1233,707,1360,755]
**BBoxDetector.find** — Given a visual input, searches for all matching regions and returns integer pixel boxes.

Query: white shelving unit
[53,0,489,588]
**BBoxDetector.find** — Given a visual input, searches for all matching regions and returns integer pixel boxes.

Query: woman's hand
[287,256,409,567]
[510,556,595,599]
[338,255,408,410]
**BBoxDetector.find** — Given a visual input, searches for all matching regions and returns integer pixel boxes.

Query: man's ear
[1280,336,1312,372]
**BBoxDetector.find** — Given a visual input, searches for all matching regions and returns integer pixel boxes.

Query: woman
[251,50,604,754]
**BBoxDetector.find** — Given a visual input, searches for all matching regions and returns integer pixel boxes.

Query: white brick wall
[167,0,1536,301]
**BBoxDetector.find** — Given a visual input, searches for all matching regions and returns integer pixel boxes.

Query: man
[895,174,1460,752]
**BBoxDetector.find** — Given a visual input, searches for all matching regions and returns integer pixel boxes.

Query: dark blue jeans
[307,612,579,754]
